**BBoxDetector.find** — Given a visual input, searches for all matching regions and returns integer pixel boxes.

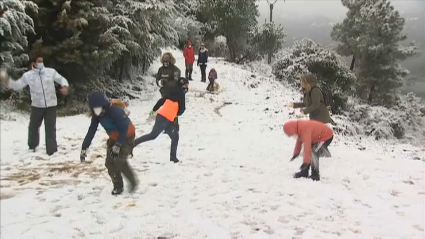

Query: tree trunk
[118,56,125,82]
[350,56,355,70]
[368,83,375,104]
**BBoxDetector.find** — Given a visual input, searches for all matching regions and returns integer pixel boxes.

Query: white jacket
[8,67,69,108]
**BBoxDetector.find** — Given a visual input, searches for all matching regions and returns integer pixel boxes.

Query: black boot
[309,165,320,181]
[170,156,179,163]
[185,69,189,79]
[189,69,193,80]
[293,163,310,178]
[111,187,124,195]
[128,180,138,194]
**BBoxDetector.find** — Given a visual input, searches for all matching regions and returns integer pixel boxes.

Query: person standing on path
[0,55,69,155]
[155,52,181,98]
[80,92,138,195]
[197,43,208,82]
[283,119,334,181]
[183,41,195,81]
[134,77,187,163]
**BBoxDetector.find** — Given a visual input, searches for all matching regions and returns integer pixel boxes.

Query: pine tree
[198,0,259,62]
[331,0,418,105]
[252,22,286,61]
[272,39,358,113]
[0,0,38,78]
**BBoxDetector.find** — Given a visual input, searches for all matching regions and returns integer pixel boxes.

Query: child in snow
[283,119,334,181]
[134,77,187,163]
[206,68,218,92]
[80,92,138,195]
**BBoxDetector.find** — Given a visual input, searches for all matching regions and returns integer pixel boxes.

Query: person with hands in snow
[81,92,138,195]
[283,119,334,181]
[288,74,332,124]
[134,77,187,163]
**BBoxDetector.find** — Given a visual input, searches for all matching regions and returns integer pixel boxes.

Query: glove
[110,144,121,160]
[80,149,87,162]
[289,154,299,162]
[149,110,156,116]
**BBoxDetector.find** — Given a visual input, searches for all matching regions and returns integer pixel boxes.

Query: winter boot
[309,167,320,181]
[188,69,193,80]
[170,156,179,163]
[293,163,310,178]
[185,69,189,79]
[128,181,138,194]
[111,187,124,195]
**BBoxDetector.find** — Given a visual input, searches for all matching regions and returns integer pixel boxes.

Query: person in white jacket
[0,56,69,155]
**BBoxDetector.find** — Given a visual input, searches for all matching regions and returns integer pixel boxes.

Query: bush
[272,39,358,114]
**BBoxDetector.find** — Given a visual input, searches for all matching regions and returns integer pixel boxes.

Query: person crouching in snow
[283,119,334,181]
[134,77,187,163]
[80,92,138,195]
[206,68,217,92]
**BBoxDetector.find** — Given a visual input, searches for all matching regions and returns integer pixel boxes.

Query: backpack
[310,86,333,107]
[110,99,130,116]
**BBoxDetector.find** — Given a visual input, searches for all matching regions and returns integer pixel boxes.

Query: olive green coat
[294,78,332,124]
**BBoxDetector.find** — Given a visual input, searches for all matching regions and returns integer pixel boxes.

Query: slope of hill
[1,49,424,238]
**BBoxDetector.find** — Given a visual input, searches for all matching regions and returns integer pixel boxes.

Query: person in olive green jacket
[289,74,332,124]
[156,52,181,97]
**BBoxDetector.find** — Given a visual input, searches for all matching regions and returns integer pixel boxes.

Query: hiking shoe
[170,157,179,163]
[309,167,320,181]
[111,187,124,195]
[293,163,310,178]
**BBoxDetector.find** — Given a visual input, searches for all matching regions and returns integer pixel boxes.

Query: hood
[160,52,176,65]
[283,120,299,136]
[187,41,192,46]
[88,92,110,108]
[304,74,318,87]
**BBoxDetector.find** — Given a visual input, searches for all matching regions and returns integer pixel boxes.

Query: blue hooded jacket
[82,92,134,149]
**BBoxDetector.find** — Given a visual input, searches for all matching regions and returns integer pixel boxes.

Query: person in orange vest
[283,119,334,181]
[134,77,187,163]
[183,41,195,80]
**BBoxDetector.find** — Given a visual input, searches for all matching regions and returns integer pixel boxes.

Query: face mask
[188,45,192,48]
[163,62,169,67]
[36,63,44,70]
[93,107,103,116]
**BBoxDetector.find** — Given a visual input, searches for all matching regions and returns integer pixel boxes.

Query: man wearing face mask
[0,55,69,156]
[155,52,181,98]
[80,92,138,195]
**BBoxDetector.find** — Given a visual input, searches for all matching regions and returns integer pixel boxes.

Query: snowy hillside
[1,49,424,239]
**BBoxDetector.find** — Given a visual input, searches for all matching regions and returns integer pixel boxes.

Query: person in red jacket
[283,119,334,181]
[183,41,195,80]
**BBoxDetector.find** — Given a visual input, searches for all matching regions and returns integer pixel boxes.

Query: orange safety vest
[157,99,179,122]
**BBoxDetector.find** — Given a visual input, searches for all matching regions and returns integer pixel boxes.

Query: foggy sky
[257,0,425,22]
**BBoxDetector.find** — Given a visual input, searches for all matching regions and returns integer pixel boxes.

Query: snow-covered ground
[1,49,424,239]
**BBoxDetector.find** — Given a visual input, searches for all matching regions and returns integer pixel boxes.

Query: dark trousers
[199,64,207,82]
[185,63,193,80]
[207,78,215,91]
[28,106,57,154]
[106,135,137,189]
[134,114,179,158]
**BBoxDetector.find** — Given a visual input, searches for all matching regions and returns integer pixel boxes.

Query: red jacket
[283,120,334,164]
[183,41,195,64]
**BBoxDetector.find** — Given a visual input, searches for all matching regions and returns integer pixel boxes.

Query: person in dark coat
[134,78,187,163]
[197,43,208,82]
[80,92,138,195]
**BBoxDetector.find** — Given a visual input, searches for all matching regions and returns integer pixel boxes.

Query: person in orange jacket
[183,41,195,80]
[283,119,334,181]
[134,78,187,163]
